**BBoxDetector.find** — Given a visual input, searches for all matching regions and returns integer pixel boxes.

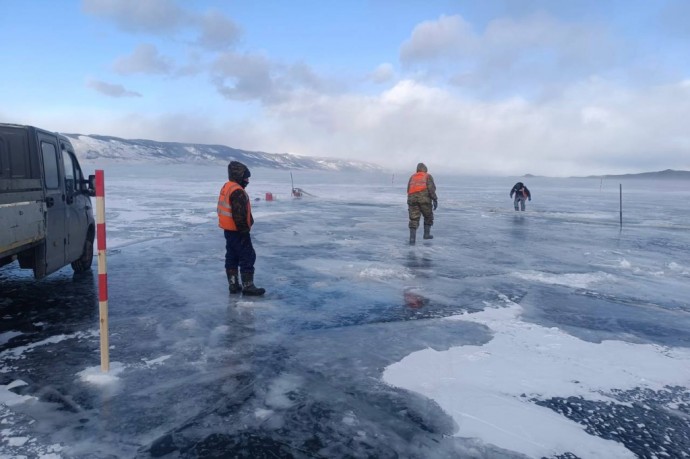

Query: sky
[2,0,690,176]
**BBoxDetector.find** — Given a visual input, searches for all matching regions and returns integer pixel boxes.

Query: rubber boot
[241,271,266,296]
[226,269,242,294]
[409,228,416,245]
[423,225,433,240]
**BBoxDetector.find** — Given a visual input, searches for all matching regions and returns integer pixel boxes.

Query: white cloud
[83,0,241,52]
[112,44,173,75]
[369,63,395,84]
[195,9,241,51]
[580,106,618,128]
[82,0,188,34]
[380,79,446,105]
[211,51,277,102]
[400,14,476,62]
[210,51,337,103]
[236,78,690,176]
[86,78,142,98]
[400,13,617,96]
[26,75,690,176]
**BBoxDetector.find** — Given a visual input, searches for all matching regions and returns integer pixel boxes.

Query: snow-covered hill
[64,133,382,172]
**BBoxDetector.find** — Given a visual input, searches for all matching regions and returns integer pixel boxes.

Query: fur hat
[228,161,251,183]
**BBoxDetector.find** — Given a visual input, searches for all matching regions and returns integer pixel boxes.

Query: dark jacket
[510,182,531,200]
[228,161,254,232]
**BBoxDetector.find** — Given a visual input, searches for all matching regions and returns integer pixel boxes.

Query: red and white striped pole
[95,170,110,372]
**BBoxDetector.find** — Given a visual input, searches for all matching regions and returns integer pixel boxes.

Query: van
[0,123,95,279]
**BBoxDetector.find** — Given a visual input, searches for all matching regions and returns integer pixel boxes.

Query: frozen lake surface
[1,165,689,458]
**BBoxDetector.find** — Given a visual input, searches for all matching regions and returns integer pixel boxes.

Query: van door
[38,134,67,275]
[62,148,88,262]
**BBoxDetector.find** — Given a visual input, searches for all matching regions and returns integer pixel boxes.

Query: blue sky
[2,0,690,175]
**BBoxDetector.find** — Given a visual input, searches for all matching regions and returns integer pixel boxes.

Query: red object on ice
[265,192,274,201]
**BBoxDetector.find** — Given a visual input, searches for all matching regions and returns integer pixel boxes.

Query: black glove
[433,200,438,210]
[529,197,531,201]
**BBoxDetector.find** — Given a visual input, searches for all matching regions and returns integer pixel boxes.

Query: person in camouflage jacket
[407,163,438,245]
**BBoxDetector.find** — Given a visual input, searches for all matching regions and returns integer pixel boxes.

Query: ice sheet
[2,166,689,458]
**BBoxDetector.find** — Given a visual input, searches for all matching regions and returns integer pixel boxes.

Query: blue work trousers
[224,230,256,273]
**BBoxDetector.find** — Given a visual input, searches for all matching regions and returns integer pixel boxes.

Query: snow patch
[0,331,22,346]
[667,261,690,275]
[0,380,37,406]
[0,331,97,373]
[383,301,690,458]
[142,355,171,367]
[512,270,615,289]
[255,408,273,420]
[77,362,126,386]
[359,266,413,281]
[265,374,302,410]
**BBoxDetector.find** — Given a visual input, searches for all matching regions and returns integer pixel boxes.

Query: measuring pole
[619,183,623,229]
[95,170,110,372]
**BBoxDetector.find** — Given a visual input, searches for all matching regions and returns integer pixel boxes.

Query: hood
[416,163,428,173]
[228,161,251,183]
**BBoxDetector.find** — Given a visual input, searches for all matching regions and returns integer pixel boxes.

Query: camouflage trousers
[514,196,527,211]
[407,197,434,229]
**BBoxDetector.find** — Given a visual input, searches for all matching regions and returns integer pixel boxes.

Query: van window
[73,153,85,190]
[41,142,59,189]
[0,131,32,179]
[62,150,75,192]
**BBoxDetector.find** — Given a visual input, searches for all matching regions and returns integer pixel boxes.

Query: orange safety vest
[407,172,428,195]
[217,181,252,231]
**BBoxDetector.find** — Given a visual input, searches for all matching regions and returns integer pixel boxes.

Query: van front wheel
[72,238,94,272]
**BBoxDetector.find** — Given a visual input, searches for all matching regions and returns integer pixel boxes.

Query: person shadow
[400,250,434,318]
[511,214,528,240]
[404,251,433,273]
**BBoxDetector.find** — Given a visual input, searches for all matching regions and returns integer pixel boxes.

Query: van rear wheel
[71,238,94,272]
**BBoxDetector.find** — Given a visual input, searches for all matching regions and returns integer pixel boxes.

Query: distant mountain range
[522,169,690,180]
[63,133,382,172]
[584,169,690,180]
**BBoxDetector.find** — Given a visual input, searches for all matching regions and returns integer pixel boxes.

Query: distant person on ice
[510,182,531,211]
[407,162,438,245]
[217,161,265,296]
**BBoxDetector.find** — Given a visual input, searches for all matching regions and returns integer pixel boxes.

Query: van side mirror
[86,174,96,196]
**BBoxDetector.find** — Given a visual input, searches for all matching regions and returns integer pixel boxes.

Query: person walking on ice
[510,181,531,211]
[217,161,266,296]
[407,163,438,245]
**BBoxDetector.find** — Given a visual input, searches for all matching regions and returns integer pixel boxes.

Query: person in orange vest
[510,181,532,211]
[217,161,265,296]
[407,162,438,245]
